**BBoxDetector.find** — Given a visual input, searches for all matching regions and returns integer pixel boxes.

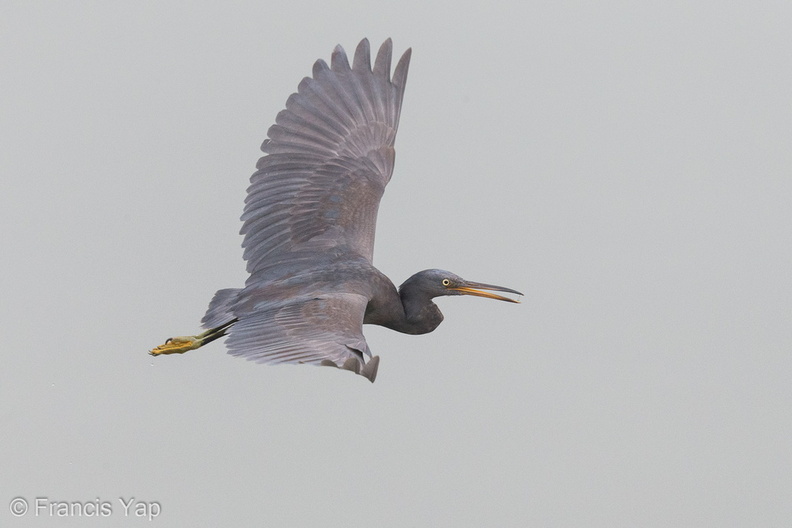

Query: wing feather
[240,39,411,275]
[224,292,372,369]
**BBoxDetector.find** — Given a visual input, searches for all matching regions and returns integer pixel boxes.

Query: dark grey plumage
[151,39,521,382]
[240,39,409,274]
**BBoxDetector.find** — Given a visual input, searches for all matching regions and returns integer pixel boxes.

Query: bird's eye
[442,279,451,286]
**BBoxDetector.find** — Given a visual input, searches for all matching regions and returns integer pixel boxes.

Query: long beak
[450,281,523,303]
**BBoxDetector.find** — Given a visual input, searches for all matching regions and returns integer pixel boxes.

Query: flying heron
[150,38,522,382]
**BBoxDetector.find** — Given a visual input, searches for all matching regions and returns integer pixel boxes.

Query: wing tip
[393,47,412,90]
[352,38,372,72]
[332,38,409,84]
[312,58,330,77]
[331,43,351,71]
[361,355,380,383]
[321,355,379,383]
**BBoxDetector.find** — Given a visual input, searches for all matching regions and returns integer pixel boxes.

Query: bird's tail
[201,288,242,329]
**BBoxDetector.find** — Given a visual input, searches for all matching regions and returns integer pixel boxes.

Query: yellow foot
[149,319,238,357]
[149,336,202,355]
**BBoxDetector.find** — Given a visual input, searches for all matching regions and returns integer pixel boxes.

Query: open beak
[449,281,523,303]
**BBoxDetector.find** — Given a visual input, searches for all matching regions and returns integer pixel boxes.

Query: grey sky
[2,1,791,526]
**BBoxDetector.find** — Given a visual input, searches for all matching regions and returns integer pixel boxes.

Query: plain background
[2,1,791,526]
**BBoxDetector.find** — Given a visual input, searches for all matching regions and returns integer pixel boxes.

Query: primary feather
[240,39,411,274]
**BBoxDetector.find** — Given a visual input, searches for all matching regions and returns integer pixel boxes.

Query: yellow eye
[442,279,451,286]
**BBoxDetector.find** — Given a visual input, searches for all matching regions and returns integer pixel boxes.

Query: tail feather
[202,288,242,329]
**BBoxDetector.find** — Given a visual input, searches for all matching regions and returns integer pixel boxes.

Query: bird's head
[400,269,522,303]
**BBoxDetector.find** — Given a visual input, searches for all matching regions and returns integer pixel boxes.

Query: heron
[150,38,522,382]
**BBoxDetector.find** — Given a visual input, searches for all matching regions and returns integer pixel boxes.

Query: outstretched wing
[224,292,380,381]
[241,39,411,274]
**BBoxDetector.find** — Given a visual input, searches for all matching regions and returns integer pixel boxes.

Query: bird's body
[150,39,521,382]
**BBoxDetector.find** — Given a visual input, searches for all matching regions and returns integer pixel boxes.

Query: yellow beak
[449,281,522,303]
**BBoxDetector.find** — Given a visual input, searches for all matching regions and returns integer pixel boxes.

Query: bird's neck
[363,270,445,335]
[392,285,444,335]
